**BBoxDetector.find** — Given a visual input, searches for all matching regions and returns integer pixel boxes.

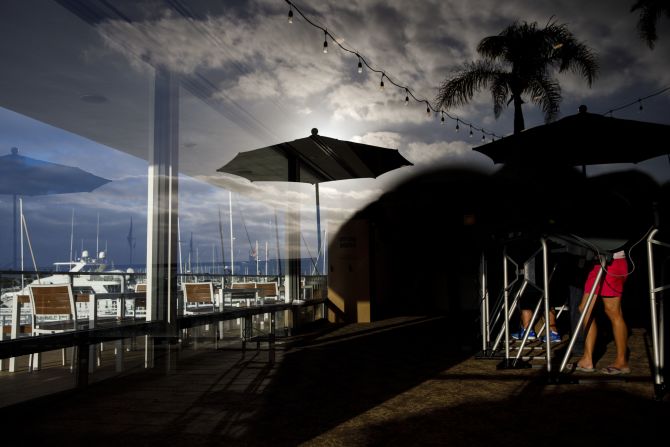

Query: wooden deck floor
[0,315,667,446]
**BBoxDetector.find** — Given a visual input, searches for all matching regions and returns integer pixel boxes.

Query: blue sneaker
[540,331,561,343]
[511,328,536,340]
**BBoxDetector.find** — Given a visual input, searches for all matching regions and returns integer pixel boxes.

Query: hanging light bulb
[404,88,409,105]
[481,133,485,142]
[441,112,445,125]
[380,73,385,90]
[455,119,460,132]
[638,99,643,112]
[426,102,431,115]
[469,125,473,137]
[288,5,293,23]
[357,55,363,74]
[323,30,328,53]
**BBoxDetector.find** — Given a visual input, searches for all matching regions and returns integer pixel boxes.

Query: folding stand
[478,237,564,371]
[646,228,667,401]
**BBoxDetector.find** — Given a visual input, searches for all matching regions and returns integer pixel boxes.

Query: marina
[0,1,668,445]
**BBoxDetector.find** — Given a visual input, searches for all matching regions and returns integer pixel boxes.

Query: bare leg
[520,309,532,330]
[602,296,628,369]
[577,292,597,369]
[548,309,558,333]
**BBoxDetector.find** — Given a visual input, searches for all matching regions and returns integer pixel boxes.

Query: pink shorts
[584,258,628,297]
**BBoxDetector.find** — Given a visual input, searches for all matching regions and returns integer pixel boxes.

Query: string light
[469,124,473,138]
[481,132,485,142]
[284,0,500,140]
[441,112,445,124]
[603,85,670,116]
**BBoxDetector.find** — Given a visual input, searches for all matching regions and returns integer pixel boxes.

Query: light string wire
[284,0,500,141]
[602,86,670,116]
[286,1,669,140]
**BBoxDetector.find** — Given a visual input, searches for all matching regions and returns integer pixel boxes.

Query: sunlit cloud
[228,71,282,100]
[351,131,404,149]
[327,83,439,124]
[2,0,669,268]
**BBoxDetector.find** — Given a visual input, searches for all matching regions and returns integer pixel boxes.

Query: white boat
[0,249,131,323]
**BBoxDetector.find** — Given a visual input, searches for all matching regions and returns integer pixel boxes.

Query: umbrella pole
[20,199,39,279]
[286,156,301,302]
[315,184,321,275]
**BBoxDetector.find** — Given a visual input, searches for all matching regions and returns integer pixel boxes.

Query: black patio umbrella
[219,128,412,183]
[473,106,668,252]
[217,128,412,298]
[473,105,670,166]
[0,147,111,269]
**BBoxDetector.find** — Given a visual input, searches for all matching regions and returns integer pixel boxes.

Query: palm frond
[436,19,597,134]
[477,34,509,62]
[631,0,670,49]
[555,41,599,86]
[527,76,562,123]
[435,61,504,110]
[541,23,599,85]
[490,75,511,118]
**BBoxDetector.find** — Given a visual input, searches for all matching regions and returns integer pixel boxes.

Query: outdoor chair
[180,282,217,346]
[182,282,216,315]
[255,282,279,303]
[132,283,147,318]
[27,284,78,371]
[230,282,260,306]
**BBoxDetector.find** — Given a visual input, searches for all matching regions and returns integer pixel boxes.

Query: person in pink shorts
[574,251,631,374]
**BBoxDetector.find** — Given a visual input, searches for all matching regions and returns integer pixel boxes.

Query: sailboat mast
[69,209,74,264]
[229,191,234,276]
[177,217,183,275]
[218,206,226,275]
[127,216,134,267]
[274,210,281,276]
[20,198,24,287]
[96,212,100,257]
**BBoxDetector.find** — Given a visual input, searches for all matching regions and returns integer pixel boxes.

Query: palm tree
[436,20,598,134]
[631,0,670,49]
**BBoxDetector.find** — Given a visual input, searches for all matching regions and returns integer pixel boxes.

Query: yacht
[0,250,130,322]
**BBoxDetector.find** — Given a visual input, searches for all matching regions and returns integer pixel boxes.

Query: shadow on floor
[0,315,666,446]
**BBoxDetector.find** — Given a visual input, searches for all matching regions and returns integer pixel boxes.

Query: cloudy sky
[0,0,668,271]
